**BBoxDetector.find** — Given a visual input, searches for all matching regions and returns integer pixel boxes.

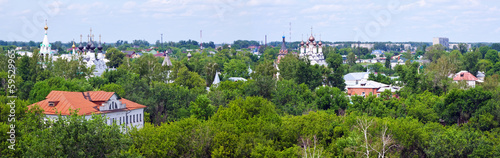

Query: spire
[78,34,84,52]
[44,20,48,31]
[98,34,103,52]
[41,19,51,55]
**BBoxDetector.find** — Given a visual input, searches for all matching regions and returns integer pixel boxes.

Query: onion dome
[318,41,322,46]
[300,40,304,46]
[313,41,317,46]
[72,41,76,49]
[44,23,48,30]
[90,42,95,51]
[309,35,315,42]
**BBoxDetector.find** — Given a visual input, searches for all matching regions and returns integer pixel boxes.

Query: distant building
[433,37,449,48]
[449,43,472,50]
[29,91,146,130]
[352,43,374,49]
[344,72,370,86]
[299,32,326,66]
[346,80,400,98]
[371,50,384,58]
[228,77,247,82]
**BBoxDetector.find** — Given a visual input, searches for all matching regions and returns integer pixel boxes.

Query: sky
[1,0,500,44]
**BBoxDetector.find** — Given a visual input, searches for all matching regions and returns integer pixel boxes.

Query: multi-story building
[433,37,449,48]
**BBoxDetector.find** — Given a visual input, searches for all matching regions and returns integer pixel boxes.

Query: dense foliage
[0,44,500,157]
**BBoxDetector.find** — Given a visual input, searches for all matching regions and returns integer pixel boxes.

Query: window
[362,92,365,96]
[114,102,118,109]
[377,93,380,97]
[119,117,121,125]
[140,114,142,122]
[133,115,135,123]
[126,116,128,124]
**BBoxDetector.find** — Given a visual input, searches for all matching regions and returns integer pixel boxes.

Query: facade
[433,37,449,48]
[29,91,146,130]
[346,80,400,98]
[299,32,326,66]
[351,43,374,49]
[452,71,483,88]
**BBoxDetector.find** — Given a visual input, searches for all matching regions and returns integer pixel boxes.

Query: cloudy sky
[1,0,499,44]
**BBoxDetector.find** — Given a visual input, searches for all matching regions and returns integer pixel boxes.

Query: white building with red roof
[452,71,483,88]
[29,91,147,129]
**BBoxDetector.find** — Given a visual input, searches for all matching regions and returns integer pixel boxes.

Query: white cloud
[495,27,500,33]
[66,2,108,15]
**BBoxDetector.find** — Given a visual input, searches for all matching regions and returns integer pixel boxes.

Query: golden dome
[72,41,76,48]
[44,24,48,30]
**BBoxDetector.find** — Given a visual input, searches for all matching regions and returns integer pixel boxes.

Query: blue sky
[1,0,499,44]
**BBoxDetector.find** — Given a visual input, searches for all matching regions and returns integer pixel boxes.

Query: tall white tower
[40,20,52,59]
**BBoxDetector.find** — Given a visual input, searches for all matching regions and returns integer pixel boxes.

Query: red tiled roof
[29,91,146,116]
[453,71,478,81]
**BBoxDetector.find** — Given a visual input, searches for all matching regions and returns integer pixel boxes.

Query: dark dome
[90,42,96,50]
[309,35,315,42]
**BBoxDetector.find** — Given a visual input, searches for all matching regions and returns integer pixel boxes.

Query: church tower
[40,20,52,59]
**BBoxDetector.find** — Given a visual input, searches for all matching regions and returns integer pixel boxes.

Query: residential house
[123,51,135,58]
[452,71,483,88]
[344,72,370,86]
[346,80,400,98]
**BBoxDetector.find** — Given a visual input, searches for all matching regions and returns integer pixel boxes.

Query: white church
[39,21,109,77]
[299,29,326,66]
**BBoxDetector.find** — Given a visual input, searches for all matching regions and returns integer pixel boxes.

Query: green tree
[326,53,346,90]
[174,67,206,89]
[105,47,126,68]
[347,52,356,66]
[485,49,499,64]
[190,95,215,120]
[463,50,481,76]
[272,80,314,115]
[314,86,348,114]
[22,113,131,157]
[223,59,249,79]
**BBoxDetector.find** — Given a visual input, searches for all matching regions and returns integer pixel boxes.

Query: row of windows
[110,113,142,125]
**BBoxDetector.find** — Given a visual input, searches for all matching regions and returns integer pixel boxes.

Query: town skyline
[2,0,500,44]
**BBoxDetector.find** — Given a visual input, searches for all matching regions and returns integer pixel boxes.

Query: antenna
[200,30,203,50]
[289,22,291,43]
[80,34,82,43]
[265,35,267,48]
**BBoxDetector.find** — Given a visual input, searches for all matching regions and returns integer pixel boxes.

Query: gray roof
[344,72,370,81]
[162,54,172,66]
[212,72,221,85]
